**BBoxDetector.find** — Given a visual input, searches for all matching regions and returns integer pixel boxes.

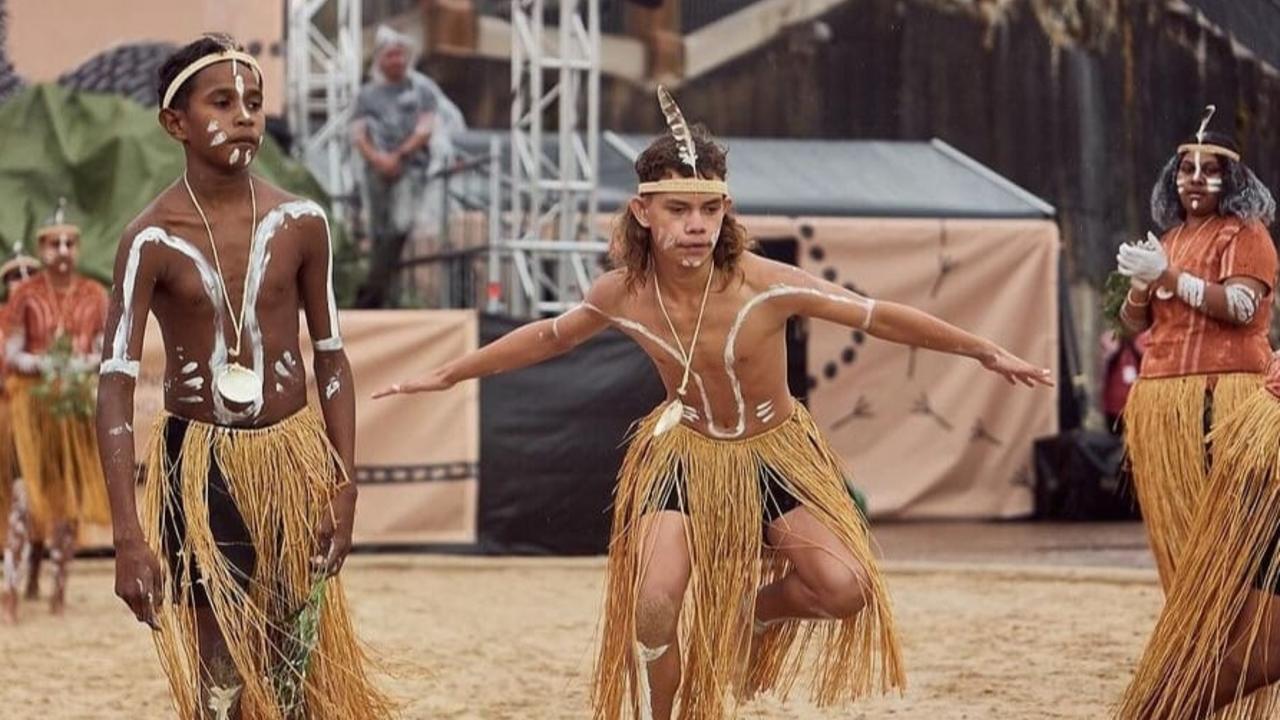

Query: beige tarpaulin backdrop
[791,217,1059,519]
[119,310,479,545]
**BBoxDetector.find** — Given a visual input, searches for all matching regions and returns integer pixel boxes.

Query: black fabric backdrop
[478,316,665,555]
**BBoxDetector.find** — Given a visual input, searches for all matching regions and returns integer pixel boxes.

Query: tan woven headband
[1177,143,1241,162]
[638,178,729,195]
[161,50,263,109]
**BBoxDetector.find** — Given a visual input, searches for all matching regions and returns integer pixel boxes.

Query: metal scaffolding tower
[493,0,604,316]
[286,0,362,220]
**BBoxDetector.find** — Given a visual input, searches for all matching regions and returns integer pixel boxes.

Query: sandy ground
[0,523,1162,719]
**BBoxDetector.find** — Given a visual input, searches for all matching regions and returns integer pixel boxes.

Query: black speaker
[1033,429,1140,521]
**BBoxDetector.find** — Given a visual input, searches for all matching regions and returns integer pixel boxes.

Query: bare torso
[106,179,338,427]
[584,254,867,439]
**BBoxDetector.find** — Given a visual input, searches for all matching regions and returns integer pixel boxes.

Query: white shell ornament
[214,363,263,405]
[653,399,685,437]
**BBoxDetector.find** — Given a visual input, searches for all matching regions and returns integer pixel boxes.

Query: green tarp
[0,84,349,290]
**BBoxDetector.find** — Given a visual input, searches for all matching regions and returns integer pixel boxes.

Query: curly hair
[1150,152,1277,231]
[609,125,754,291]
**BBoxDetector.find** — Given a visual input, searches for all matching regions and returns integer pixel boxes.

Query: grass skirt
[593,402,904,719]
[141,408,392,720]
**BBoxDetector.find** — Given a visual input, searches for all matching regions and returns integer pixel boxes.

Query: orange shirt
[6,275,108,358]
[1140,216,1278,379]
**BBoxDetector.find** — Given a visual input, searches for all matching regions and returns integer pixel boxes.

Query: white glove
[1117,240,1169,284]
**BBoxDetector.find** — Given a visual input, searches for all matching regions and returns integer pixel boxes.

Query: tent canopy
[456,130,1055,220]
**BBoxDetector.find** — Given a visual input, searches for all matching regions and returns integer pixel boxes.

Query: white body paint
[243,150,253,167]
[1176,272,1207,309]
[99,357,140,378]
[107,423,133,437]
[715,285,873,438]
[755,399,776,424]
[324,376,341,400]
[233,71,250,120]
[1225,284,1259,323]
[229,148,241,166]
[183,377,205,390]
[588,282,873,438]
[178,396,202,404]
[207,120,227,147]
[103,201,335,423]
[274,359,293,378]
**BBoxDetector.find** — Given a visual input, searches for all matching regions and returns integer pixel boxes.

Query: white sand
[0,556,1161,719]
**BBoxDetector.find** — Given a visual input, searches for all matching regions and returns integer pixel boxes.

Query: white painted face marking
[229,148,241,166]
[1205,177,1223,194]
[234,71,250,120]
[208,119,227,147]
[243,150,253,166]
[1193,151,1203,181]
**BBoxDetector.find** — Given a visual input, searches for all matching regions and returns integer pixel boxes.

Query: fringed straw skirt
[7,374,109,535]
[1117,385,1280,719]
[1124,373,1262,586]
[141,408,393,720]
[593,401,904,720]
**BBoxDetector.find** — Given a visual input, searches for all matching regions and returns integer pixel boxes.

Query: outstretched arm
[372,285,614,398]
[299,212,358,576]
[95,227,162,627]
[778,270,1052,387]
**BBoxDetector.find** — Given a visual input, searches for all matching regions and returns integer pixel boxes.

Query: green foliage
[1101,270,1131,335]
[29,334,95,419]
[271,576,328,717]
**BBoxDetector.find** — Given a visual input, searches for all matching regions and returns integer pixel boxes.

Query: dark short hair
[156,33,241,110]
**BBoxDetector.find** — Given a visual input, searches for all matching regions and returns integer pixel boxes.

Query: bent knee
[635,591,682,645]
[810,566,870,619]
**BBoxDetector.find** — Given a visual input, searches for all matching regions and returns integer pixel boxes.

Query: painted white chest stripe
[584,284,873,439]
[99,200,343,422]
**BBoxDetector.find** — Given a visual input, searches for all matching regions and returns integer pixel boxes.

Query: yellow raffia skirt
[1123,373,1262,587]
[0,392,13,539]
[142,408,393,720]
[1116,386,1280,719]
[593,402,904,720]
[7,374,109,535]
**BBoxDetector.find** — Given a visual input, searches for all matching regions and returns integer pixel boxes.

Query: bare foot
[49,590,64,616]
[1,589,18,624]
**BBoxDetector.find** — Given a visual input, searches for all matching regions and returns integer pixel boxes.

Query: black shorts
[658,463,803,527]
[158,416,257,608]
